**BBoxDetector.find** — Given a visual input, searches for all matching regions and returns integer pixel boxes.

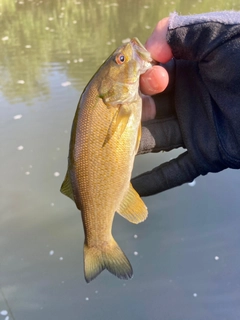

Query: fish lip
[130,37,152,63]
[130,37,152,74]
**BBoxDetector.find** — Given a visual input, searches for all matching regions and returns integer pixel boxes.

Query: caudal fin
[84,237,133,283]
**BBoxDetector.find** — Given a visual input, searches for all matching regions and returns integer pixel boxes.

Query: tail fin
[84,237,133,283]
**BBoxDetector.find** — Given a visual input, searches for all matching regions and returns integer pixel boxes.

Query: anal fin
[117,183,148,224]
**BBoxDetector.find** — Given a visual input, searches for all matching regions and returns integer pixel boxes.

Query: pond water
[1,1,240,319]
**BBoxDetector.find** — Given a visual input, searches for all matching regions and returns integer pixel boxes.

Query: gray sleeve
[167,11,240,61]
[169,11,240,29]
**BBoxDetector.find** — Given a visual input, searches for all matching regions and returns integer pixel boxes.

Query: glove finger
[138,118,184,155]
[132,151,200,196]
[152,91,175,119]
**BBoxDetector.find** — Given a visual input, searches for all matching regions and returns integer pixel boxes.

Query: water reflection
[1,0,240,104]
[1,1,240,320]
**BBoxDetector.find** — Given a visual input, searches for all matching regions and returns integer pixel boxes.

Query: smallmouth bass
[61,38,152,283]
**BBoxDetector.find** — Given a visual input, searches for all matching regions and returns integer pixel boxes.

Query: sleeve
[165,11,240,175]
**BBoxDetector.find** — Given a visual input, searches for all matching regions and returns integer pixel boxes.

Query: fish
[60,37,152,283]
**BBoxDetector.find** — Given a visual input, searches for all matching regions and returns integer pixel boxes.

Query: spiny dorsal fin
[117,183,148,224]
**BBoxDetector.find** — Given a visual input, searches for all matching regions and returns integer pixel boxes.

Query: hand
[134,58,199,197]
[134,17,196,197]
[133,14,240,196]
[140,17,172,121]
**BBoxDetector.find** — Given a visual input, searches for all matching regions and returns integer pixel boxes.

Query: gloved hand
[132,13,240,197]
[132,60,201,196]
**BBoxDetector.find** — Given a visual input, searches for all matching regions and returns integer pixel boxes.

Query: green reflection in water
[0,0,239,104]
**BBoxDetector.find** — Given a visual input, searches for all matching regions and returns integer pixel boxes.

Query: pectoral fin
[117,183,148,224]
[60,171,75,202]
[102,105,131,147]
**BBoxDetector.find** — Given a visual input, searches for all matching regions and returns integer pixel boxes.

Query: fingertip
[140,65,169,96]
[145,17,173,63]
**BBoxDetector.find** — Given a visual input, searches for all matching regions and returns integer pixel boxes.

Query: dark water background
[1,1,240,319]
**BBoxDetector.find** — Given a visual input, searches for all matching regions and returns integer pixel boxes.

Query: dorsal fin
[60,171,75,202]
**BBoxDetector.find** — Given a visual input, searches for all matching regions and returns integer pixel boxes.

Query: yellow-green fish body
[61,38,152,282]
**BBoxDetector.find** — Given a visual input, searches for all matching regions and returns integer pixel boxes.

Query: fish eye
[115,54,125,65]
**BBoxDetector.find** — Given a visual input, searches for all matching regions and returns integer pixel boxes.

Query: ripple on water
[17,80,25,84]
[54,172,60,177]
[61,81,71,87]
[13,114,22,120]
[188,180,196,187]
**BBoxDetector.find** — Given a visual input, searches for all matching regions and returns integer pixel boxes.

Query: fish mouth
[130,37,152,74]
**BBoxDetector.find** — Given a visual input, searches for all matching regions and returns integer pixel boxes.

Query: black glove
[132,60,202,196]
[132,13,240,196]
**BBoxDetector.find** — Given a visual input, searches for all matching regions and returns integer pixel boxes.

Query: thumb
[131,151,200,196]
